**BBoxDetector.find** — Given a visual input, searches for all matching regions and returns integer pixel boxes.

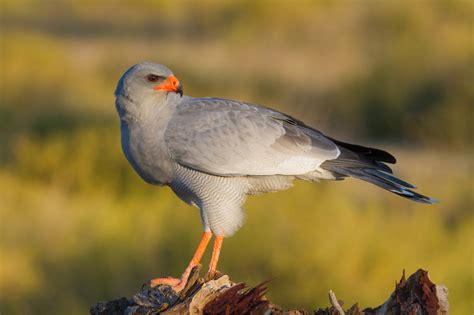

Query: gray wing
[164,97,340,176]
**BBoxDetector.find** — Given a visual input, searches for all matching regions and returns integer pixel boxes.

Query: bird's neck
[116,92,180,127]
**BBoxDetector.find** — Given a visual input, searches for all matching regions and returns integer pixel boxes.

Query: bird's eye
[146,74,163,82]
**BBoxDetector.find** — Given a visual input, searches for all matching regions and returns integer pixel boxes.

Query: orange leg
[207,235,224,278]
[150,231,212,291]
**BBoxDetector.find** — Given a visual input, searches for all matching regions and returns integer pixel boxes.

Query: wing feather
[164,98,339,176]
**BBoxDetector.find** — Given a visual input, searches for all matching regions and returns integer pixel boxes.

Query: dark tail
[321,139,438,204]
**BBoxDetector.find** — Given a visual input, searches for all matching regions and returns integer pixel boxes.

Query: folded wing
[164,98,340,176]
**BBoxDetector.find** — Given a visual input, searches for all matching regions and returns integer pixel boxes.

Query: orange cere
[153,75,181,92]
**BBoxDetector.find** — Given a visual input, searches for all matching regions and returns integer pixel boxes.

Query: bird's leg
[207,235,224,279]
[150,231,212,291]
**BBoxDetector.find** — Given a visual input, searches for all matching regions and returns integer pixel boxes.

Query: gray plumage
[115,62,436,237]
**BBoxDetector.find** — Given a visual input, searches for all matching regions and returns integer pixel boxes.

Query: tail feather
[321,141,437,204]
[326,166,436,204]
[364,168,416,189]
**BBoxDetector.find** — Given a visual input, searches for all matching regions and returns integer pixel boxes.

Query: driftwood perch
[90,267,448,314]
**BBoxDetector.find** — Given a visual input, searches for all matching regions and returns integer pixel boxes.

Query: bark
[90,267,448,315]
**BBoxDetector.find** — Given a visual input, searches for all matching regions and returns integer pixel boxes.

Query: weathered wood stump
[90,267,448,314]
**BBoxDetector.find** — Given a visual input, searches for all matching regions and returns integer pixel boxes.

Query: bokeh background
[1,0,473,314]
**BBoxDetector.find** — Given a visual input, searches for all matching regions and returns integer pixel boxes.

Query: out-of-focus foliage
[1,0,472,146]
[0,1,472,314]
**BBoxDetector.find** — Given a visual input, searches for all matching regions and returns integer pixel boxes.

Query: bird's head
[115,62,183,103]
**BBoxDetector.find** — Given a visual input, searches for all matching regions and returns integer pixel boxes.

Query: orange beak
[153,75,183,96]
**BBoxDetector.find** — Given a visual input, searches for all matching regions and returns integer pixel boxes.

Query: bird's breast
[121,121,174,185]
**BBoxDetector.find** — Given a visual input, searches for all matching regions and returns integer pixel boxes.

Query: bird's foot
[150,276,182,287]
[149,276,186,292]
[147,265,202,293]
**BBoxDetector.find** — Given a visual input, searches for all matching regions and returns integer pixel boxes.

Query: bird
[114,62,436,292]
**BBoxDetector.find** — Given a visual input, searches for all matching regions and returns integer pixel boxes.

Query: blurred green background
[0,0,473,314]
